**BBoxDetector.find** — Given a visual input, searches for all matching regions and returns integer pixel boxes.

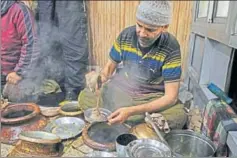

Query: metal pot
[85,151,117,157]
[164,130,216,157]
[125,139,172,157]
[129,123,159,140]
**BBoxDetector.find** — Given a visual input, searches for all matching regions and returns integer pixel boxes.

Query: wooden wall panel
[87,1,193,79]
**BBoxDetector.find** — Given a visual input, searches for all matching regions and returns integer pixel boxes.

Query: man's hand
[107,107,134,125]
[6,72,22,84]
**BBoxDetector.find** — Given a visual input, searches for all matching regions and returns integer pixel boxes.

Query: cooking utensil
[129,123,159,140]
[91,75,103,118]
[58,101,83,116]
[1,103,40,125]
[19,131,61,144]
[84,108,112,123]
[44,117,85,140]
[116,133,137,157]
[145,112,167,144]
[164,130,216,157]
[85,151,117,157]
[8,131,63,157]
[82,121,130,151]
[125,139,172,157]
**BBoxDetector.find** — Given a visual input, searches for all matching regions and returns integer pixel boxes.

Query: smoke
[3,21,65,103]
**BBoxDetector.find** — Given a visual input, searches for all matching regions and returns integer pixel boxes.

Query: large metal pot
[164,130,216,157]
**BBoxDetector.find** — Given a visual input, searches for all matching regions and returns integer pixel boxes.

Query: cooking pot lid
[126,139,172,157]
[87,122,129,144]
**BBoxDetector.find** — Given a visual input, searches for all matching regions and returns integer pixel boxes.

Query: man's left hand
[107,107,133,125]
[6,72,22,84]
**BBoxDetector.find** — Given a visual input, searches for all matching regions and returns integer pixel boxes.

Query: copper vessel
[129,123,159,140]
[8,131,63,157]
[1,103,47,144]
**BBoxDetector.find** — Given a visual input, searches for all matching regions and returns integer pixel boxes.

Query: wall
[86,1,193,79]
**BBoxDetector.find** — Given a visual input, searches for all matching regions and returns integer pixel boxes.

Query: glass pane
[216,1,229,17]
[198,1,209,18]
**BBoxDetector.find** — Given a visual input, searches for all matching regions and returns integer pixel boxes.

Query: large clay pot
[8,131,63,157]
[1,103,47,144]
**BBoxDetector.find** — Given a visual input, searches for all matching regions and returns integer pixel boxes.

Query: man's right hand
[6,72,22,85]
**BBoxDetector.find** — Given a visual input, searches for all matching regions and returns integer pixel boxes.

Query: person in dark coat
[36,0,89,100]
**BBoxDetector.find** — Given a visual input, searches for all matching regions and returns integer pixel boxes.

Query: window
[215,1,230,17]
[196,1,230,23]
[197,1,209,18]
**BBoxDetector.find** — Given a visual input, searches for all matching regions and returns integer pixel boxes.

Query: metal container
[44,117,86,140]
[129,123,159,140]
[116,133,137,157]
[164,130,216,157]
[125,139,172,157]
[84,108,112,123]
[85,151,117,157]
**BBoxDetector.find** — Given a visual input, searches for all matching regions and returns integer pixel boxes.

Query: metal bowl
[85,151,117,157]
[44,117,86,140]
[125,139,172,157]
[19,131,61,144]
[84,108,112,123]
[164,130,216,157]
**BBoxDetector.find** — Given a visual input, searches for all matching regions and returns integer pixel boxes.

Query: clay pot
[40,106,60,117]
[82,122,129,151]
[1,103,40,125]
[1,103,47,144]
[58,101,83,116]
[8,131,63,157]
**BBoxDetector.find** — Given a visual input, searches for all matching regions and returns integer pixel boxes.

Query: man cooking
[79,1,187,129]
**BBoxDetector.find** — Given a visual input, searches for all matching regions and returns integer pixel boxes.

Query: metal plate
[44,117,85,140]
[84,108,112,123]
[126,139,172,157]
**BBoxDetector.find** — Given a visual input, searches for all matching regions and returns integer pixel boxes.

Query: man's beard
[138,34,160,48]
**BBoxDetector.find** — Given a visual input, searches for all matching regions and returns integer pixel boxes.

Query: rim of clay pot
[82,123,115,151]
[19,131,61,144]
[58,101,83,116]
[1,103,40,125]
